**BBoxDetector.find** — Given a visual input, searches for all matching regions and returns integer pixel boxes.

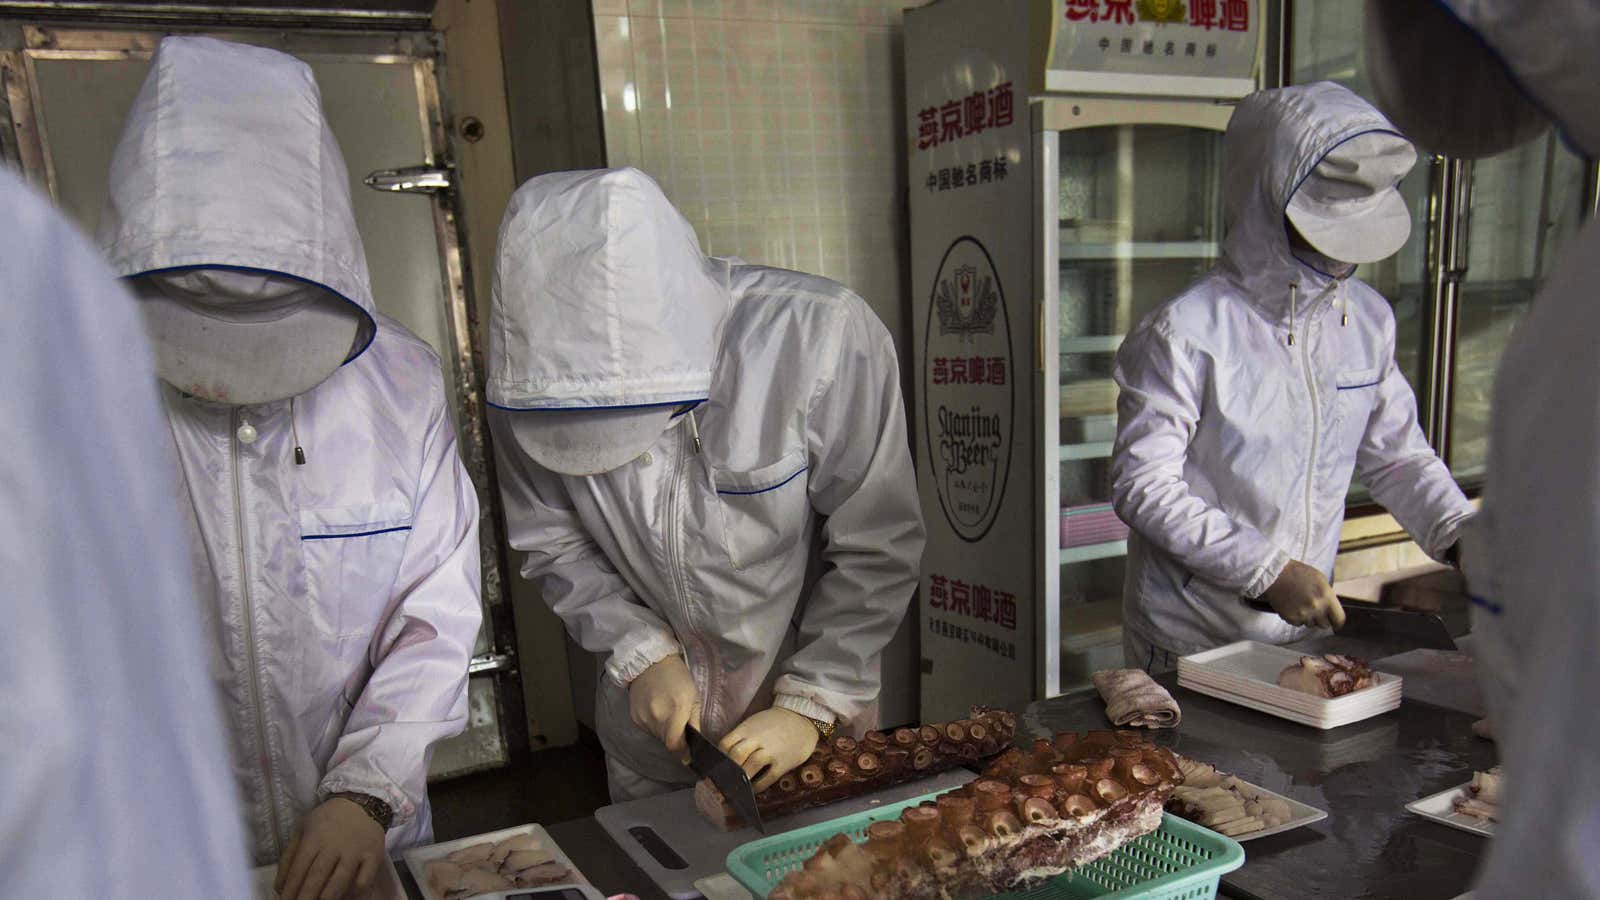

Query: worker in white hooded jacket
[490,168,924,801]
[2,168,251,900]
[1112,81,1475,669]
[98,37,482,899]
[1364,1,1600,894]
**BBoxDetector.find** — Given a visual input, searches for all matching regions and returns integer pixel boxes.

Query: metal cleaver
[685,726,765,833]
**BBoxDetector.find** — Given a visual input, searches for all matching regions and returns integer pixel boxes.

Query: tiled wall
[592,0,919,724]
[592,0,910,354]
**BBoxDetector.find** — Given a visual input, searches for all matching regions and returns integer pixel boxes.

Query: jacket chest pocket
[708,451,810,570]
[1333,367,1383,458]
[298,500,413,639]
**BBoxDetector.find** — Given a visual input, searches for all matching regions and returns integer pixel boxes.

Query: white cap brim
[1286,185,1412,265]
[132,272,369,405]
[505,405,678,476]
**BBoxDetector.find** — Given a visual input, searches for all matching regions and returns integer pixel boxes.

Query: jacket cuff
[319,774,413,828]
[1427,510,1475,562]
[773,691,839,724]
[606,631,683,688]
[1242,547,1292,599]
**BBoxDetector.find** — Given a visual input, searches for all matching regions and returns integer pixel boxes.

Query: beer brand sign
[923,236,1014,543]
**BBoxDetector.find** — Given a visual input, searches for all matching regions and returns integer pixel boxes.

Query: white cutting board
[596,769,976,899]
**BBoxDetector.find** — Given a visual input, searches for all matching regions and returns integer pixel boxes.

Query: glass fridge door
[1449,135,1592,480]
[1054,122,1224,690]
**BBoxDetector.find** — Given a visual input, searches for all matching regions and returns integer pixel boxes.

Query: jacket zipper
[663,424,699,729]
[1297,296,1320,561]
[232,407,283,858]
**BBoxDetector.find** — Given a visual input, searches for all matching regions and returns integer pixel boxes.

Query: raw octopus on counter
[767,729,1183,900]
[422,832,573,899]
[695,707,1016,829]
[1276,653,1376,697]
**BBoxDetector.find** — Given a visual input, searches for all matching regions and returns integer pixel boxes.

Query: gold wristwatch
[805,715,836,739]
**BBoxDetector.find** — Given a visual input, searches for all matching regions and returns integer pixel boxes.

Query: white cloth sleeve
[1353,358,1475,559]
[1112,322,1291,599]
[773,301,926,724]
[492,422,682,688]
[318,384,482,826]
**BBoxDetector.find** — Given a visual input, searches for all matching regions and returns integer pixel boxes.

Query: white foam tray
[251,859,406,900]
[400,824,604,900]
[1178,640,1402,729]
[1197,775,1328,842]
[1407,782,1495,838]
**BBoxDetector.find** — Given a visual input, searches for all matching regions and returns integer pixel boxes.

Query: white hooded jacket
[98,37,482,862]
[1401,2,1600,895]
[2,169,251,900]
[490,169,924,786]
[1112,82,1474,655]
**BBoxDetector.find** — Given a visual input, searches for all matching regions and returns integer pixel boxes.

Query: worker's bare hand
[275,797,384,900]
[1262,559,1345,630]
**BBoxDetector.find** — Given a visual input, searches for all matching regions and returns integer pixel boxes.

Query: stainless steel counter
[401,638,1492,900]
[1022,649,1496,900]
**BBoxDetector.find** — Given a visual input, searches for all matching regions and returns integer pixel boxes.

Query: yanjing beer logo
[924,235,1014,543]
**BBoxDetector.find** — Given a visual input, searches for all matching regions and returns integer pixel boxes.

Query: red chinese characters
[1064,0,1100,22]
[1191,0,1248,30]
[939,100,963,143]
[917,106,938,151]
[1102,0,1135,24]
[1221,0,1248,30]
[963,91,987,135]
[931,356,1007,385]
[913,83,1015,151]
[929,574,1019,631]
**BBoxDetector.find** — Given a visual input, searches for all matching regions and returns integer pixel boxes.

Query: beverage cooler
[905,0,1263,719]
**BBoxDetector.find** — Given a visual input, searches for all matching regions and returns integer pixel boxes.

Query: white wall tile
[599,5,915,386]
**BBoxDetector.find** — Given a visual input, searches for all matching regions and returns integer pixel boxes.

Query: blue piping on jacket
[717,466,807,496]
[302,525,412,541]
[1336,380,1381,391]
[1469,594,1504,616]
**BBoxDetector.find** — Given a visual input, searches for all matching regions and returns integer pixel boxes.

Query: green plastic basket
[726,792,1244,900]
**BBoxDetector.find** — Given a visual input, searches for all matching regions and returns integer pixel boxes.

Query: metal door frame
[0,19,526,772]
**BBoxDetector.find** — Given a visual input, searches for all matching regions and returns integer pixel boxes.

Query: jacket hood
[1366,0,1600,159]
[489,167,731,410]
[1219,82,1408,320]
[97,37,376,352]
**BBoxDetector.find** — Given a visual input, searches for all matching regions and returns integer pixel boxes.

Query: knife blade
[685,726,765,833]
[1242,597,1456,649]
[1336,599,1456,649]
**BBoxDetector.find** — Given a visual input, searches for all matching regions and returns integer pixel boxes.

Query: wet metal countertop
[400,637,1492,900]
[1022,639,1496,900]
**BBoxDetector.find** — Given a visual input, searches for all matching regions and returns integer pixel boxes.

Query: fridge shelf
[1060,539,1128,564]
[1059,440,1112,461]
[1057,240,1219,261]
[1059,334,1126,354]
